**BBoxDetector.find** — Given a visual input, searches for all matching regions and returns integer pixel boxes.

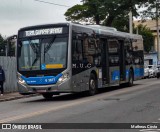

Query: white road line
[139,119,160,132]
[139,120,160,132]
[140,129,160,132]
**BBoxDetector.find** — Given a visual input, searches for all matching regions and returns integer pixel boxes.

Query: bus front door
[101,39,109,85]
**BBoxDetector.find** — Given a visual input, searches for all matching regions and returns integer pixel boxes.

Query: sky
[0,0,81,37]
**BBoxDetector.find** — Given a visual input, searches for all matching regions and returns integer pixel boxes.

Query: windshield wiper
[29,39,41,70]
[30,56,39,70]
[29,37,56,69]
[44,36,56,53]
[43,36,56,63]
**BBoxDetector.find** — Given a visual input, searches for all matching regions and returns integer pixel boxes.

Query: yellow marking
[96,69,99,76]
[46,64,63,69]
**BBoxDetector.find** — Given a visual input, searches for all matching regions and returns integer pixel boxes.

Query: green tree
[134,24,154,53]
[64,0,147,27]
[140,0,160,20]
[111,15,129,32]
[0,34,6,56]
[64,0,106,24]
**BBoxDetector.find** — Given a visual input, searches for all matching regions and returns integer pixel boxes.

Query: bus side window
[124,39,133,65]
[83,36,101,66]
[108,39,119,66]
[72,40,83,62]
[83,37,95,65]
[133,51,144,65]
[132,39,144,65]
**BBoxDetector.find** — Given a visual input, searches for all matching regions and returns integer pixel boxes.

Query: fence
[0,56,17,92]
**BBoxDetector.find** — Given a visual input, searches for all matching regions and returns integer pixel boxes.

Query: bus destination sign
[25,28,63,37]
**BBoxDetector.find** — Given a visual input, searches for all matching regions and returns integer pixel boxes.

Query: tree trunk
[105,16,115,26]
[95,15,100,25]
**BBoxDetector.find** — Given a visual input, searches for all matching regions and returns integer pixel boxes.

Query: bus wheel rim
[90,79,95,91]
[130,74,133,84]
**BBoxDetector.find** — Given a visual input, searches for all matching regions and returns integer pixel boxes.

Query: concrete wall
[0,57,17,92]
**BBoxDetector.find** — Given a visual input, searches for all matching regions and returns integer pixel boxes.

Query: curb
[0,94,39,102]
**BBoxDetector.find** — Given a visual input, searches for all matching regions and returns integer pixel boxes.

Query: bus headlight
[57,73,69,84]
[18,77,26,84]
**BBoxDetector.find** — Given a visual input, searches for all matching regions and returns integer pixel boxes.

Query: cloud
[0,0,81,36]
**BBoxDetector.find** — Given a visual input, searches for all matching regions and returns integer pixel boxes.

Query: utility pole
[129,11,133,34]
[136,27,139,34]
[156,0,160,62]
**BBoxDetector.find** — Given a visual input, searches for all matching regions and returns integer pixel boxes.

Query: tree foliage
[0,35,6,56]
[64,0,156,53]
[140,0,160,20]
[111,15,129,32]
[65,0,106,24]
[133,24,154,53]
[64,0,148,27]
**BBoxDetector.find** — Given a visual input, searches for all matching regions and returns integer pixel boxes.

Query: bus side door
[101,38,109,85]
[108,39,120,85]
[119,40,126,82]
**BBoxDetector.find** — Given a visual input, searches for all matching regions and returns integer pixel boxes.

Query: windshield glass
[18,36,68,71]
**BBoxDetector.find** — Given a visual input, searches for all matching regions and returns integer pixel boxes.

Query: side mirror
[17,41,22,57]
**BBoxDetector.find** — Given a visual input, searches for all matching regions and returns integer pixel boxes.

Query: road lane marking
[0,98,92,123]
[1,80,160,123]
[140,119,160,132]
[140,130,160,132]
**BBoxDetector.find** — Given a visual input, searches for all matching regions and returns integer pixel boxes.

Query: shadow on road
[24,83,141,103]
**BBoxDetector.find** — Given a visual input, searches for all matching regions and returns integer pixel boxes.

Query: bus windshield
[18,36,68,71]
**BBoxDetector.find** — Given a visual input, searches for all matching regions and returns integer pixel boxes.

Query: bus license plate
[36,90,46,93]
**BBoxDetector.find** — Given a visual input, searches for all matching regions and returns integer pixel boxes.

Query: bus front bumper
[18,79,72,95]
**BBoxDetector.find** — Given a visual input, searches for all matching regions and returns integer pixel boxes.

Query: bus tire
[127,70,133,87]
[42,93,53,100]
[88,73,97,96]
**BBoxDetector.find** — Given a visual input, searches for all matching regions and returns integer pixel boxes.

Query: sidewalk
[0,92,37,102]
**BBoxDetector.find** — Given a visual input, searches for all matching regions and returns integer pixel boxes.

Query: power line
[34,0,71,8]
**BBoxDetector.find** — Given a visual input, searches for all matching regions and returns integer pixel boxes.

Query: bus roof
[70,23,142,40]
[18,22,142,40]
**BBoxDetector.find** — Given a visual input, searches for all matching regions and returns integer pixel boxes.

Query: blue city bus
[17,23,144,99]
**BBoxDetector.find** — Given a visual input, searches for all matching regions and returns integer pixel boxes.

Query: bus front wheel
[42,93,53,100]
[88,74,97,96]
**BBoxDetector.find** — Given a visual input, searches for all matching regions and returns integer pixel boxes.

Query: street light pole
[156,1,160,62]
[129,11,133,34]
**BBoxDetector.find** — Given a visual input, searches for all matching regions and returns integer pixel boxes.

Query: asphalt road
[0,78,160,132]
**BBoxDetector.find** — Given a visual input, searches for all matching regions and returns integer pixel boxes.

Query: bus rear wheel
[88,74,97,96]
[42,93,53,100]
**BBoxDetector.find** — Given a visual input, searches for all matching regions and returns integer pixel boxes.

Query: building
[134,19,160,65]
